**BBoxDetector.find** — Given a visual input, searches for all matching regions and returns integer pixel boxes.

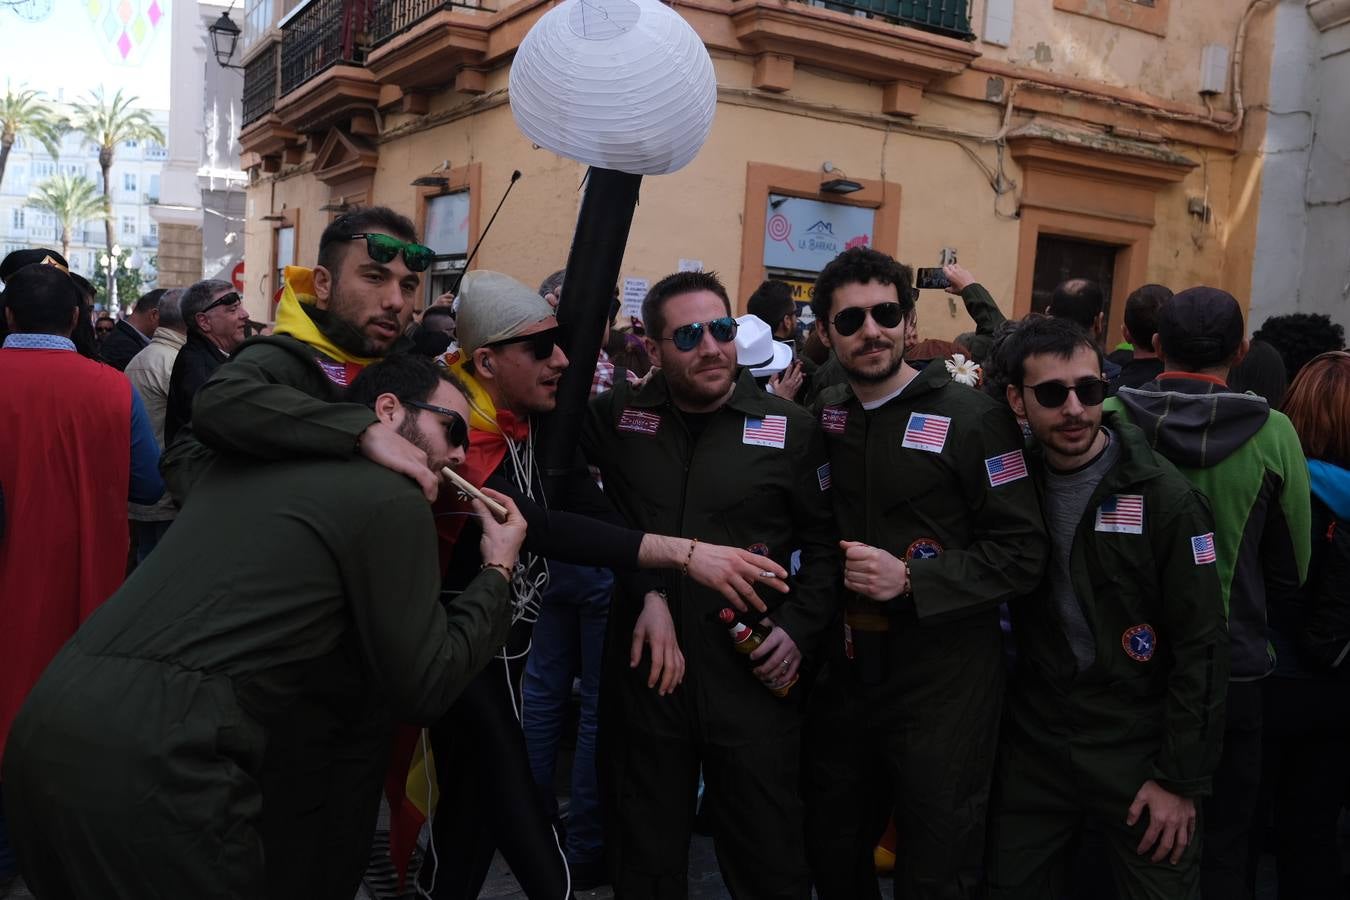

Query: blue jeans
[522,562,611,866]
[132,519,173,564]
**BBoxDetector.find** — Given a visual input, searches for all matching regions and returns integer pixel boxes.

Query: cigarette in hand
[441,467,509,521]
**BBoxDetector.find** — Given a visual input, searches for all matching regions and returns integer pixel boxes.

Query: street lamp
[208,11,244,69]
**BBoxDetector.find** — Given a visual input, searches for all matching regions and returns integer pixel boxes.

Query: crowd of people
[0,208,1346,900]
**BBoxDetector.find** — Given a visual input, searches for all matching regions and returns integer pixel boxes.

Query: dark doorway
[1031,235,1119,332]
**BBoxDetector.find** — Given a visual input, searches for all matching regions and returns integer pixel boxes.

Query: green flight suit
[582,369,840,900]
[987,413,1229,899]
[1,454,511,899]
[805,360,1047,900]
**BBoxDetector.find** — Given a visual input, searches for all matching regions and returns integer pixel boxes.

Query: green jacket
[813,360,1047,626]
[161,334,378,503]
[2,454,511,897]
[954,282,1007,363]
[583,369,840,666]
[1108,377,1310,679]
[1012,413,1229,797]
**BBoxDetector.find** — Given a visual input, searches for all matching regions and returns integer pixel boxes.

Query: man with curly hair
[1252,312,1346,382]
[803,246,1047,899]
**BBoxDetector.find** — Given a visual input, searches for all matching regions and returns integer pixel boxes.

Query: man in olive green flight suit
[803,247,1047,900]
[2,355,522,899]
[988,315,1228,899]
[582,271,839,899]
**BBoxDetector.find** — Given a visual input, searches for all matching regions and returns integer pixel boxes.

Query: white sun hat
[508,0,718,176]
[735,314,794,378]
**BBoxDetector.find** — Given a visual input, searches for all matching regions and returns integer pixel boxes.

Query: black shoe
[569,858,609,891]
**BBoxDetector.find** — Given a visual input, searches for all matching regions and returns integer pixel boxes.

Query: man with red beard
[581,271,840,897]
[804,247,1046,900]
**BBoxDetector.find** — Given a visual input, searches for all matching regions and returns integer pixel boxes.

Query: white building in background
[1249,0,1350,331]
[148,0,246,290]
[0,104,170,283]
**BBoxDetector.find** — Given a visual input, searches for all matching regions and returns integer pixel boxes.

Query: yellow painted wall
[241,2,1278,342]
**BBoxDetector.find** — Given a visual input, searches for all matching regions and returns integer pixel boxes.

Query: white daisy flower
[945,353,982,387]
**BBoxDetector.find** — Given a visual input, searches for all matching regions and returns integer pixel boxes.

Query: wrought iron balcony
[369,0,493,48]
[243,42,280,127]
[279,0,366,97]
[801,0,972,38]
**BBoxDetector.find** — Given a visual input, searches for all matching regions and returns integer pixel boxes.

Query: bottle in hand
[718,608,796,698]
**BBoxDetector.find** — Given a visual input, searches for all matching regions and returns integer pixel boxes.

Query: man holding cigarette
[3,354,524,899]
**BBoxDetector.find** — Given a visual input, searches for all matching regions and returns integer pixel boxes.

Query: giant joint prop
[507,0,718,478]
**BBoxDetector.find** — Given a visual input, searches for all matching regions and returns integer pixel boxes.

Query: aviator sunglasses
[485,327,559,361]
[344,233,435,272]
[1022,378,1109,409]
[662,316,738,352]
[403,400,470,450]
[201,291,242,313]
[830,302,906,337]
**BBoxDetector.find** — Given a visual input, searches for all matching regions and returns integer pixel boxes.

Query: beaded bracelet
[681,538,699,578]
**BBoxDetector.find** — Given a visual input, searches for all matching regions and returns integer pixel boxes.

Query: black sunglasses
[345,233,435,273]
[662,316,738,352]
[484,327,559,361]
[201,291,242,314]
[1023,378,1109,409]
[830,302,906,337]
[404,400,470,449]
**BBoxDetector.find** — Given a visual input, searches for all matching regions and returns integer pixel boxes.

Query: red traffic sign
[231,260,245,292]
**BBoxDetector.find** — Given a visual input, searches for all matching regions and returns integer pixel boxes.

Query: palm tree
[68,88,164,308]
[28,173,107,260]
[0,84,62,191]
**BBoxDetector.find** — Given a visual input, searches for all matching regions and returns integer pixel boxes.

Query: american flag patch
[820,405,849,435]
[985,449,1028,487]
[316,358,353,386]
[901,412,951,453]
[1191,532,1217,565]
[1095,494,1145,534]
[743,415,788,449]
[817,462,832,491]
[618,408,661,435]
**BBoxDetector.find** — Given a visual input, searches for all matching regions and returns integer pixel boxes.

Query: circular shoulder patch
[1122,624,1156,662]
[905,538,944,560]
[747,543,770,557]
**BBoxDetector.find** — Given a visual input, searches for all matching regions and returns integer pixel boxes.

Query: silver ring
[759,570,776,578]
[780,659,790,669]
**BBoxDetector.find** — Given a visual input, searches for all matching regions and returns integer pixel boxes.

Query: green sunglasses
[345,233,435,272]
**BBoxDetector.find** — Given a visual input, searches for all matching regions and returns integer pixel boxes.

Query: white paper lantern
[509,0,718,176]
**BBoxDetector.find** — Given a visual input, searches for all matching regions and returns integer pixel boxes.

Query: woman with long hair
[1258,350,1350,897]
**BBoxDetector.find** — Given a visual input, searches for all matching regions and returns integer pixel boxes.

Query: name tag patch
[817,462,832,491]
[1191,532,1217,565]
[743,415,787,449]
[618,408,662,435]
[1095,494,1144,534]
[820,405,849,435]
[985,449,1028,487]
[902,412,951,453]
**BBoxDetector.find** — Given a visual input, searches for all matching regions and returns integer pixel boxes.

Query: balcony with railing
[242,42,280,128]
[803,0,972,38]
[369,0,493,47]
[279,0,366,96]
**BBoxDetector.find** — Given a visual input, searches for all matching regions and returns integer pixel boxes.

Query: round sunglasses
[1022,378,1109,408]
[403,399,470,449]
[662,316,738,352]
[345,233,435,273]
[830,302,906,337]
